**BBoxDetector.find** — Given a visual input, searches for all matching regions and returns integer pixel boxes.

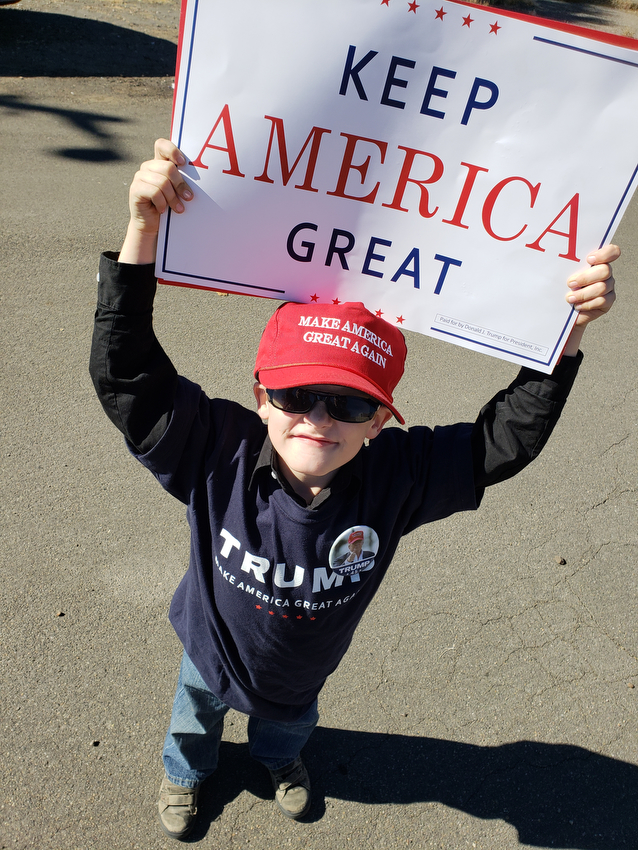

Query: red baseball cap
[254,301,407,423]
[348,530,365,543]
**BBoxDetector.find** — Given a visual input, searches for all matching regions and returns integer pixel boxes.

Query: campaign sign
[157,0,638,372]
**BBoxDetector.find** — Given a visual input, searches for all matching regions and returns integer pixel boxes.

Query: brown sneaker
[268,757,311,819]
[158,775,199,840]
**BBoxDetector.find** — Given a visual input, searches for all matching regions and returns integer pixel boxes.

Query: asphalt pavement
[1,2,637,848]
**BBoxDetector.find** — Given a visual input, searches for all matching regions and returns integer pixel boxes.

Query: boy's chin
[283,451,342,484]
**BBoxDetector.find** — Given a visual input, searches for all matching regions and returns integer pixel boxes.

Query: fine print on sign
[157,0,638,372]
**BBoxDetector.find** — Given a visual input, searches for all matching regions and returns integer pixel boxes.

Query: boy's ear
[254,382,270,420]
[365,406,392,440]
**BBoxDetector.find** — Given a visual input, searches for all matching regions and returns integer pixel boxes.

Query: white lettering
[219,528,241,558]
[312,567,345,592]
[274,563,305,588]
[241,551,270,583]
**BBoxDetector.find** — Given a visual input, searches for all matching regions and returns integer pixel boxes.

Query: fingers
[565,244,618,326]
[567,244,619,290]
[569,281,616,325]
[130,139,194,220]
[135,159,193,214]
[566,243,618,302]
[567,272,615,306]
[585,243,621,266]
[153,137,187,167]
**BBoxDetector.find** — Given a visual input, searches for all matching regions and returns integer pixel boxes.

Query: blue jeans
[162,651,319,788]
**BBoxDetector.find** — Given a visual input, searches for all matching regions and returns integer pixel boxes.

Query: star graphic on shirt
[435,6,446,19]
[269,611,275,615]
[396,315,405,324]
[282,615,288,619]
[489,21,501,33]
[332,298,341,305]
[375,309,384,317]
[408,1,420,12]
[296,615,303,620]
[310,293,319,302]
[256,605,262,610]
[310,617,316,621]
[462,14,474,26]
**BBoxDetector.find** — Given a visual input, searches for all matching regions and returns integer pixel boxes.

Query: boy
[90,139,618,839]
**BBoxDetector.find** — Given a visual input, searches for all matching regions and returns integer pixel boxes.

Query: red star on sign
[408,1,419,11]
[310,293,319,302]
[332,298,341,305]
[462,14,473,26]
[396,316,405,324]
[490,21,501,33]
[435,6,446,19]
[381,0,390,5]
[375,309,384,317]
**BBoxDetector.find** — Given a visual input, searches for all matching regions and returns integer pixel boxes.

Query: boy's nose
[305,400,332,426]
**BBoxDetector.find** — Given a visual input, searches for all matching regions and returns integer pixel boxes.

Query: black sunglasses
[265,387,381,423]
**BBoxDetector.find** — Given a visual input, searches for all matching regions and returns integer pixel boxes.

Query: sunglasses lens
[266,388,309,414]
[327,395,378,423]
[267,388,379,423]
[275,388,313,413]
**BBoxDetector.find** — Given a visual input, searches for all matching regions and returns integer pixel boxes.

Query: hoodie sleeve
[471,352,582,491]
[89,252,178,454]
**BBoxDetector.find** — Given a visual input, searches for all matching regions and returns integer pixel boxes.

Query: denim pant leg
[247,699,319,771]
[162,651,230,788]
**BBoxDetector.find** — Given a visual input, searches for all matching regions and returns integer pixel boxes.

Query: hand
[566,244,619,326]
[120,139,194,264]
[562,244,619,355]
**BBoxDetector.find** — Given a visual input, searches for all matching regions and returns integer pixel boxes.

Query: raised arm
[120,138,194,264]
[89,140,194,453]
[472,244,619,488]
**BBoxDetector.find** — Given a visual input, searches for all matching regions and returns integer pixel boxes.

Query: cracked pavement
[1,1,637,847]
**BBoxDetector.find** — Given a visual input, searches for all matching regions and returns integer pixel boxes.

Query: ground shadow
[0,93,128,161]
[532,0,632,29]
[0,9,176,76]
[187,728,638,848]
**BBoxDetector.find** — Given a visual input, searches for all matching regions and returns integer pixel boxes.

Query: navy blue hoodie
[90,253,581,721]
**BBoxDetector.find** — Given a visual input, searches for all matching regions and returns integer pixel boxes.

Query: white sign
[157,0,638,372]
